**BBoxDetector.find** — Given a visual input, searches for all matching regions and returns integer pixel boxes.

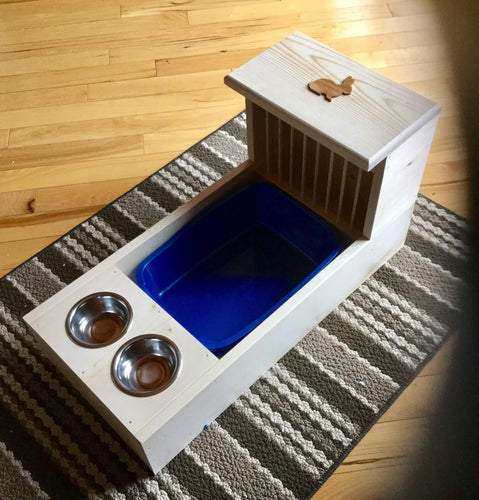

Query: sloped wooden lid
[225,32,440,171]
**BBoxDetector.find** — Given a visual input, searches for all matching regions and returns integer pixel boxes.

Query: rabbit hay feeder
[23,32,440,473]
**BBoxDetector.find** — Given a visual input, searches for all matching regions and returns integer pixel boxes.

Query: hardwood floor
[0,1,467,498]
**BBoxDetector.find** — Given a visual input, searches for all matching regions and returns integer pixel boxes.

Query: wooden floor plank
[0,209,92,244]
[0,152,180,193]
[120,0,282,17]
[420,181,469,217]
[312,464,411,499]
[422,158,468,186]
[7,103,242,148]
[143,127,225,155]
[33,177,145,215]
[429,133,466,157]
[155,48,265,76]
[330,13,439,39]
[0,135,144,170]
[377,373,447,423]
[86,69,228,101]
[0,189,35,217]
[418,335,457,377]
[186,2,392,26]
[109,15,441,65]
[387,0,435,17]
[329,29,442,58]
[0,85,87,112]
[0,1,119,31]
[337,417,432,472]
[0,235,61,270]
[0,11,189,54]
[400,78,458,104]
[428,148,467,165]
[1,86,236,130]
[350,44,446,70]
[433,115,463,142]
[378,60,451,85]
[0,60,156,94]
[109,27,309,65]
[0,129,8,147]
[0,49,109,77]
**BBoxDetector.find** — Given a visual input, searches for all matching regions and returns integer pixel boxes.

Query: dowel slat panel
[247,106,377,238]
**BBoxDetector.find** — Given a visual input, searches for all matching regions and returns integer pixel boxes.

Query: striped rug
[0,113,465,499]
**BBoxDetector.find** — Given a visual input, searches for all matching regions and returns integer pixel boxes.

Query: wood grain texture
[0,60,157,93]
[225,32,440,170]
[0,129,8,148]
[0,0,467,497]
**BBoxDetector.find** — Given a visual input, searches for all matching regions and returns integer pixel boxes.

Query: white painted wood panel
[363,115,440,238]
[23,155,411,472]
[225,32,440,171]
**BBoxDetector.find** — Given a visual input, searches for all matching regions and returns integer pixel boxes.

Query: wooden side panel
[363,115,439,238]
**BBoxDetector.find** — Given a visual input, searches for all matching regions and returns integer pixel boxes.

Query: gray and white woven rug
[0,113,466,499]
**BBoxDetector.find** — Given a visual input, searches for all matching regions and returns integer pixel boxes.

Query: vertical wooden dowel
[277,119,282,182]
[324,151,335,212]
[265,111,270,175]
[336,158,348,221]
[312,142,321,205]
[265,111,271,174]
[289,126,294,190]
[350,168,362,228]
[300,134,307,197]
[245,100,255,162]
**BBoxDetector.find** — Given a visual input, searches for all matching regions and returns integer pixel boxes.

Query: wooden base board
[24,162,412,472]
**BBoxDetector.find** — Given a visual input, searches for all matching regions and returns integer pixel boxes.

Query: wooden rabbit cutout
[308,76,354,101]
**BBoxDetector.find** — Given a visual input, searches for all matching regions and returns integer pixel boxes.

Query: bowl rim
[111,333,182,397]
[65,291,133,348]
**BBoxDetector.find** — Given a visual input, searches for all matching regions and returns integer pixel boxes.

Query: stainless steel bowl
[66,292,132,348]
[111,335,181,397]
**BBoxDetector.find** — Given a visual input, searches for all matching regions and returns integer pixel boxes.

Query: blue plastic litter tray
[136,182,340,355]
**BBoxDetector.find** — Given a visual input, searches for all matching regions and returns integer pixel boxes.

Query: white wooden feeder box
[23,32,440,473]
